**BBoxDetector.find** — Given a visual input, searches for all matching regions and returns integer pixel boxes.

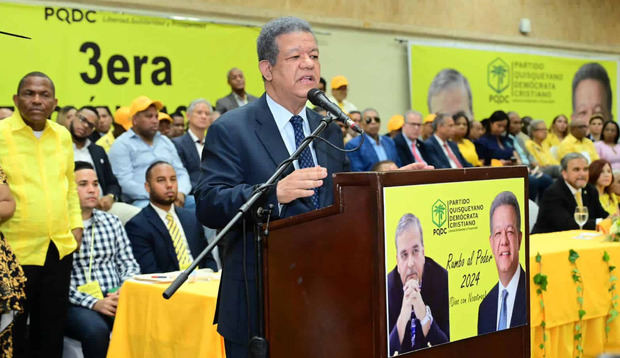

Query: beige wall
[32,0,620,128]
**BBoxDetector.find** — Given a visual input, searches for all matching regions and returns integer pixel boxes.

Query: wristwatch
[420,305,433,326]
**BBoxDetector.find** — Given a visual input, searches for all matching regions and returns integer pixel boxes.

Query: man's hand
[175,192,186,207]
[276,166,327,204]
[92,291,119,317]
[72,228,83,250]
[398,163,434,171]
[396,279,429,344]
[97,194,115,211]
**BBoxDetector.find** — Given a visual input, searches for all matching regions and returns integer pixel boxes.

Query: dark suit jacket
[194,93,348,344]
[394,132,430,166]
[424,136,472,169]
[125,205,217,273]
[344,133,401,171]
[215,92,258,114]
[172,132,201,191]
[387,258,449,355]
[532,178,608,233]
[477,266,527,335]
[87,143,122,200]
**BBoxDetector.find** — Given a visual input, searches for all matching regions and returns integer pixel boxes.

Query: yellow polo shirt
[0,112,82,265]
[525,140,559,166]
[95,129,115,152]
[556,134,599,163]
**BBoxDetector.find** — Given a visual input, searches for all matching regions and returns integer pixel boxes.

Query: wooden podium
[263,167,530,357]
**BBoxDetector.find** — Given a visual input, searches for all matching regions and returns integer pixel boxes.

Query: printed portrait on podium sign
[383,178,527,356]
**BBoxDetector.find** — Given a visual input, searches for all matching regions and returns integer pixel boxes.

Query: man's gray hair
[395,213,424,250]
[187,98,211,117]
[362,108,379,117]
[572,62,612,114]
[561,152,587,171]
[489,191,521,234]
[404,110,423,121]
[431,113,450,132]
[427,69,473,115]
[257,17,315,66]
[528,119,546,137]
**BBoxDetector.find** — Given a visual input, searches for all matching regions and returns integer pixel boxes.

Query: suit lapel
[430,137,449,167]
[144,205,179,266]
[307,109,329,207]
[183,132,201,165]
[254,96,292,170]
[510,267,527,327]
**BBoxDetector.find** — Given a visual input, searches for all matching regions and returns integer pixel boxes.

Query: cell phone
[107,286,120,294]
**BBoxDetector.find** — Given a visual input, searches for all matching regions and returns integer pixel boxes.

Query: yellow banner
[0,2,262,114]
[409,42,619,123]
[384,178,526,355]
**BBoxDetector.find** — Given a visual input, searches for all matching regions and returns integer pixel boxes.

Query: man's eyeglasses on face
[405,122,421,128]
[78,115,96,130]
[365,116,380,124]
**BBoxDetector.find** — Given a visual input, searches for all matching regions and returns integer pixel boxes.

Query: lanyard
[86,218,97,282]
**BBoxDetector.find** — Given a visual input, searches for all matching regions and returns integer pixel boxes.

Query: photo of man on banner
[387,213,449,356]
[477,191,527,335]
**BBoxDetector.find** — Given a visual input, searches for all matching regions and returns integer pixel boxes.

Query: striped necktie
[165,212,192,270]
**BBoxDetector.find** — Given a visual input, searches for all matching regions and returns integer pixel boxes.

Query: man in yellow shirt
[0,72,83,357]
[557,116,599,163]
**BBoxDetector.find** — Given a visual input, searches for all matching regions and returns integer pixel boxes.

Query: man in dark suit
[424,113,472,169]
[125,161,217,273]
[194,17,349,357]
[394,110,431,166]
[387,213,449,356]
[345,108,402,171]
[215,68,258,114]
[478,191,527,335]
[532,152,608,233]
[173,98,213,190]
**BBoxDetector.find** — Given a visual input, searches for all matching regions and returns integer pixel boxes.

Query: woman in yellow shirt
[452,112,482,166]
[589,159,619,216]
[544,114,569,149]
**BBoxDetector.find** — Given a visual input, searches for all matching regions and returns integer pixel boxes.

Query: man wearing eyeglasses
[394,110,430,166]
[72,106,140,223]
[556,116,599,163]
[345,108,401,171]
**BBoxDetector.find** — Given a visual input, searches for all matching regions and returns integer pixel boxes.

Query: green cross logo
[488,58,510,94]
[432,199,447,228]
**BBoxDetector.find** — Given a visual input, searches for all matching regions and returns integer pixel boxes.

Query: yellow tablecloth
[107,279,225,358]
[530,230,620,358]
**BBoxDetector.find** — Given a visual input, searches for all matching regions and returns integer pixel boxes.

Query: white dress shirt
[496,266,520,329]
[187,129,205,160]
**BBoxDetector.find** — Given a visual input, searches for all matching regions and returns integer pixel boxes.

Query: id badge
[77,280,104,300]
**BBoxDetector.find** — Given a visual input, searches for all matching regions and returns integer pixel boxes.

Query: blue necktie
[410,311,416,348]
[290,115,319,209]
[498,289,508,330]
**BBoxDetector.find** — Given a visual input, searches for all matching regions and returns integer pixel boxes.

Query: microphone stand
[164,115,335,358]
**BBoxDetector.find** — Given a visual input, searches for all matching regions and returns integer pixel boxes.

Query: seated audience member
[328,75,357,113]
[394,110,430,166]
[557,116,599,163]
[71,106,140,224]
[89,106,114,142]
[109,96,191,208]
[475,111,520,166]
[508,111,530,143]
[169,111,186,138]
[372,160,398,172]
[525,120,561,178]
[424,113,472,168]
[65,162,140,358]
[215,67,258,114]
[173,99,213,190]
[125,161,217,274]
[532,153,608,233]
[0,107,13,120]
[386,115,404,139]
[343,110,362,144]
[468,119,485,141]
[421,114,435,141]
[507,115,555,180]
[56,105,77,129]
[452,112,481,166]
[588,159,619,216]
[158,112,173,138]
[543,114,569,149]
[595,120,620,170]
[345,108,401,171]
[521,115,532,137]
[312,106,327,117]
[613,170,620,204]
[587,113,604,142]
[96,106,130,152]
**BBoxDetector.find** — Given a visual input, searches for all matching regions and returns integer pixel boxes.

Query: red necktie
[443,142,463,169]
[411,142,425,164]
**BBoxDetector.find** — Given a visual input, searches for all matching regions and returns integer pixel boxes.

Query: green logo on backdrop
[431,199,447,228]
[488,58,510,94]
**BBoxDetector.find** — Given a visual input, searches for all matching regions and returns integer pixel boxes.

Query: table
[530,230,620,358]
[107,278,225,358]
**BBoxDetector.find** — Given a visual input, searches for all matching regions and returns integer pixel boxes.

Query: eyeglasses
[405,122,421,128]
[78,115,96,130]
[365,116,380,124]
[533,127,548,132]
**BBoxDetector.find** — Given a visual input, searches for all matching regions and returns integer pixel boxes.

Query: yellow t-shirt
[600,192,619,216]
[525,140,559,166]
[456,139,482,166]
[557,134,599,163]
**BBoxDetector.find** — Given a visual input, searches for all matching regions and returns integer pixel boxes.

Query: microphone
[307,88,363,134]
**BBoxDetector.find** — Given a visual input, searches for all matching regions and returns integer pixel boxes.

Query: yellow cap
[330,75,348,89]
[424,114,436,123]
[158,112,172,122]
[387,115,404,132]
[114,106,132,130]
[128,95,163,118]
